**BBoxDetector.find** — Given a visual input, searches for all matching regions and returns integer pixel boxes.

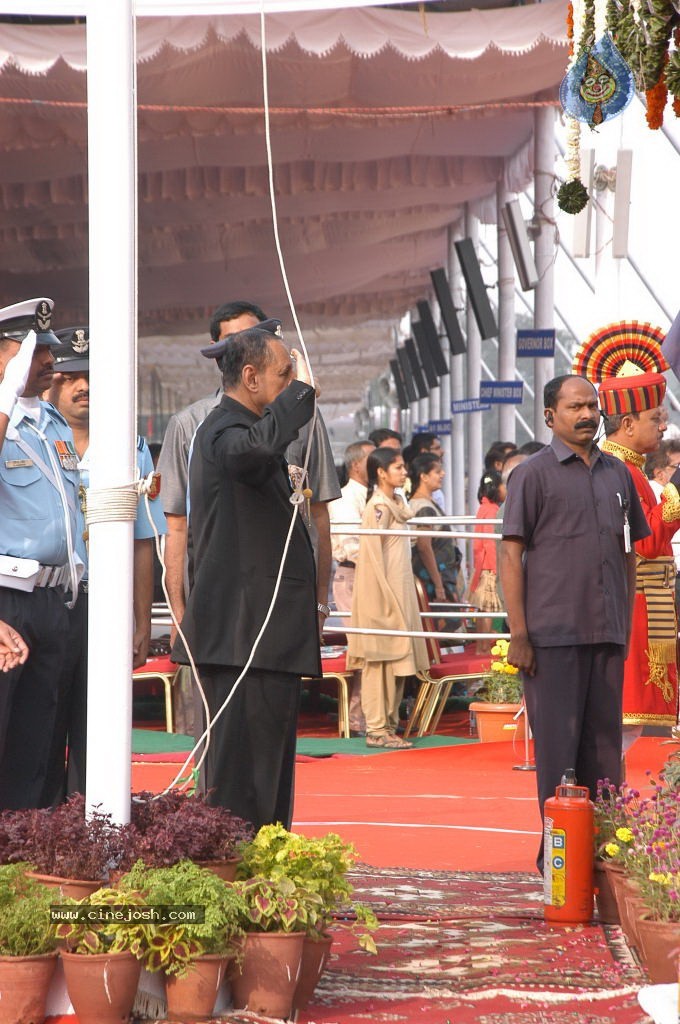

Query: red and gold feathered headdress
[572,320,668,416]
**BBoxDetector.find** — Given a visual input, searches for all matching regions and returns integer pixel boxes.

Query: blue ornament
[560,34,634,128]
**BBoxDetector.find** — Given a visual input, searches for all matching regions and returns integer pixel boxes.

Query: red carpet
[292,737,671,874]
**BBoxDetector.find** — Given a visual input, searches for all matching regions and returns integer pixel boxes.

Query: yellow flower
[648,871,672,885]
[491,661,504,673]
[496,639,509,655]
[615,827,633,844]
[491,644,502,657]
[505,663,519,675]
[605,842,620,858]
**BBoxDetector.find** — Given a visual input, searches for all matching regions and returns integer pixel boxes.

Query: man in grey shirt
[158,300,340,652]
[500,374,648,870]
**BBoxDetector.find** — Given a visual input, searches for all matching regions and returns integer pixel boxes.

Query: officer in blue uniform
[43,326,167,801]
[0,298,85,809]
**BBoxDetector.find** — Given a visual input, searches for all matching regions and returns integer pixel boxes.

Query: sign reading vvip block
[516,328,555,357]
[479,381,524,404]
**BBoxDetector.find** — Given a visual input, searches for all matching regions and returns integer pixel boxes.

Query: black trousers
[41,590,88,806]
[198,665,301,831]
[523,643,624,870]
[0,587,70,810]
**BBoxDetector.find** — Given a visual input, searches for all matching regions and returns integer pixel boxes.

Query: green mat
[132,728,477,758]
[132,728,194,754]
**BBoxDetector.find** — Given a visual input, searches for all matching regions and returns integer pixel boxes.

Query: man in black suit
[172,320,320,830]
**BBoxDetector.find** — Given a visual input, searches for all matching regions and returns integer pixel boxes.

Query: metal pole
[465,206,483,515]
[86,0,136,823]
[448,224,466,518]
[533,105,556,441]
[497,181,516,443]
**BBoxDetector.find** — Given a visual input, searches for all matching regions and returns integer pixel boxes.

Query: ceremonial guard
[573,322,680,736]
[44,326,166,801]
[0,298,84,809]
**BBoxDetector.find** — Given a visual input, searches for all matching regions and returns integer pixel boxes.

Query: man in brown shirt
[500,374,649,870]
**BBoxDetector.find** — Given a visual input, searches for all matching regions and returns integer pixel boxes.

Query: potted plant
[468,639,525,742]
[0,863,58,1024]
[230,874,322,1019]
[0,794,124,897]
[55,886,149,1024]
[118,858,247,1021]
[236,826,378,1012]
[117,791,254,879]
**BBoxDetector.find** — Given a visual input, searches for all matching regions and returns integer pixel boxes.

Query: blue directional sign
[427,419,452,436]
[451,398,492,415]
[517,328,555,357]
[479,380,524,404]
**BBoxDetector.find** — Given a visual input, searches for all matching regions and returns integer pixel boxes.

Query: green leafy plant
[54,886,150,956]
[473,639,523,704]
[0,863,57,956]
[234,875,324,935]
[237,825,378,952]
[118,859,247,976]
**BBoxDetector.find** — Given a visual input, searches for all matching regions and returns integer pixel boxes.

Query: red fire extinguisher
[543,770,594,925]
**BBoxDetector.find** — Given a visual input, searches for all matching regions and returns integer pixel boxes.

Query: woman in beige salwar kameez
[347,447,429,748]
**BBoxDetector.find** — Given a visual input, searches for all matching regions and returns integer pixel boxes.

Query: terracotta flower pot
[636,915,680,984]
[61,949,142,1024]
[194,858,240,882]
[164,953,229,1021]
[611,874,643,950]
[231,931,305,1019]
[292,932,333,1011]
[25,871,102,901]
[0,952,57,1024]
[594,860,620,925]
[469,702,525,743]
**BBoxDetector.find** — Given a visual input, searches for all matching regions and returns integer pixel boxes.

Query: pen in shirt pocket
[617,492,631,553]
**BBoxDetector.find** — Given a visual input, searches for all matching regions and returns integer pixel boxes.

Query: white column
[86,0,136,823]
[465,207,483,516]
[533,105,556,442]
[448,224,466,518]
[497,182,516,443]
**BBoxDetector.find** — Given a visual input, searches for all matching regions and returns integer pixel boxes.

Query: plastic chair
[404,579,491,738]
[132,654,179,733]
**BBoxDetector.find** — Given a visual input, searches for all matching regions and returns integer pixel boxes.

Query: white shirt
[328,477,368,565]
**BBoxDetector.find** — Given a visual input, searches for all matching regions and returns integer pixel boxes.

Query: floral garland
[557,0,591,215]
[607,0,680,122]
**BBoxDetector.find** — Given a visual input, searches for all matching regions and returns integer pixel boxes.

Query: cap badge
[72,329,89,354]
[35,300,51,332]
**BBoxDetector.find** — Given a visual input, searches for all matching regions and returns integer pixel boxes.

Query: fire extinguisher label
[544,821,567,906]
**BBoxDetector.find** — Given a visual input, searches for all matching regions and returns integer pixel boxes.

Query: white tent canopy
[0,2,567,340]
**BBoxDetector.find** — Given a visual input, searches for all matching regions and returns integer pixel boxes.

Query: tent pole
[465,206,483,514]
[497,180,516,444]
[85,0,136,824]
[533,105,556,441]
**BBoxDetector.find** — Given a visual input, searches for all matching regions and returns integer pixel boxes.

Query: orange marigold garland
[567,1,574,58]
[646,54,669,130]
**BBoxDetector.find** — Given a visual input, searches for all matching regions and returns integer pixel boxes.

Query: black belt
[338,560,356,569]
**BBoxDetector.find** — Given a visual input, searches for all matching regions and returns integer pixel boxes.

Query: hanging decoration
[606,0,680,127]
[557,0,591,215]
[560,35,635,128]
[572,320,669,382]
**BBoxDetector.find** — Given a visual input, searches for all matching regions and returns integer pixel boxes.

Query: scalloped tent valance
[1,2,567,71]
[0,1,567,407]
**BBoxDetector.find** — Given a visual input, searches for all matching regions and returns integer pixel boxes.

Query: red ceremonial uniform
[602,441,679,726]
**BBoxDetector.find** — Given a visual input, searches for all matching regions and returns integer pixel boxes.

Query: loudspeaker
[416,298,451,373]
[389,357,410,411]
[404,337,429,398]
[412,321,439,388]
[454,238,498,339]
[396,346,419,404]
[612,149,633,259]
[428,273,466,357]
[501,199,539,291]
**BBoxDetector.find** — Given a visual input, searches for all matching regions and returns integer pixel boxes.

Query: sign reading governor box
[517,328,555,357]
[479,381,524,404]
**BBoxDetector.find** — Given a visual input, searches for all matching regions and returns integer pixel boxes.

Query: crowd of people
[0,295,678,878]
